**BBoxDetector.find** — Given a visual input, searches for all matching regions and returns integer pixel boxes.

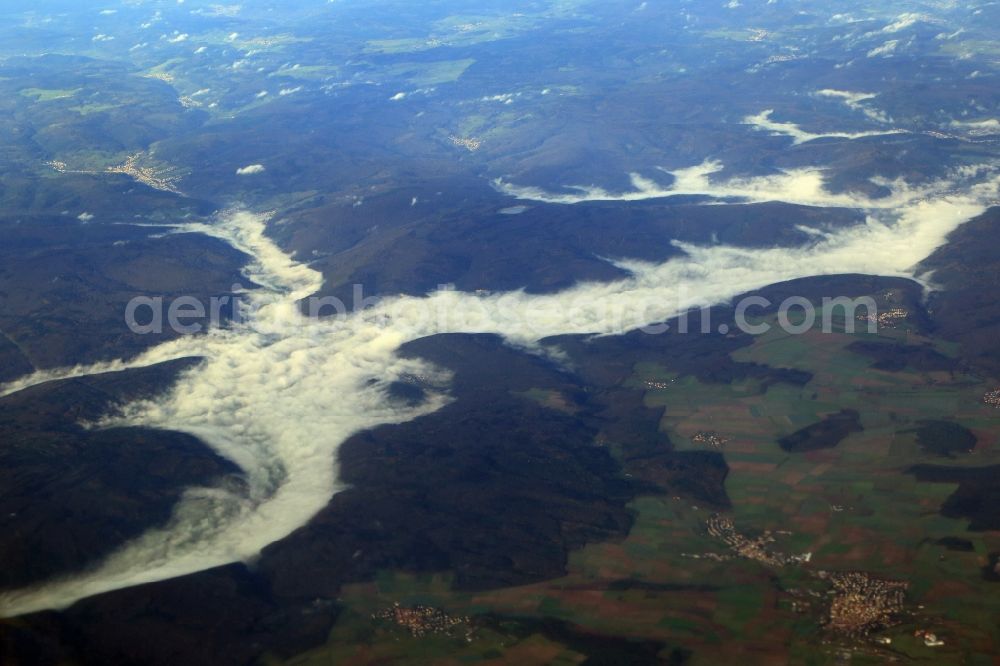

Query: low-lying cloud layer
[951,118,1000,136]
[236,163,265,175]
[744,110,902,144]
[1,158,998,617]
[814,89,890,123]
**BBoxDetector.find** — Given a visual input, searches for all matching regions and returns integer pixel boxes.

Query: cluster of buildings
[857,308,909,329]
[47,153,181,195]
[372,603,471,639]
[144,71,174,83]
[106,153,182,194]
[914,629,945,647]
[705,514,811,567]
[747,54,805,73]
[819,571,907,637]
[399,373,434,386]
[692,431,728,449]
[449,135,482,152]
[699,519,950,651]
[696,512,947,652]
[983,388,1000,408]
[178,95,204,109]
[644,379,676,390]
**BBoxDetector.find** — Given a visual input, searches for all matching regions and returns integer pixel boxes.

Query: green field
[283,302,1000,664]
[19,87,80,101]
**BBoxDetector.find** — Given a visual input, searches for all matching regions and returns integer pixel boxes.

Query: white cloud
[167,33,189,43]
[236,164,266,175]
[481,93,518,104]
[743,110,902,144]
[867,40,898,57]
[951,118,1000,135]
[77,212,94,222]
[278,86,302,96]
[935,28,964,41]
[2,160,999,616]
[389,88,435,102]
[814,89,890,123]
[140,10,162,30]
[881,13,924,33]
[815,89,876,107]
